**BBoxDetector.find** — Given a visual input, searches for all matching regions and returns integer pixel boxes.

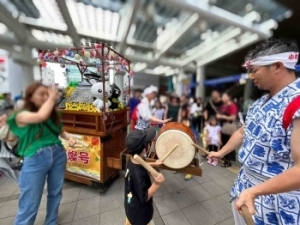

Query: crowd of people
[128,87,246,169]
[1,39,300,225]
[125,39,300,225]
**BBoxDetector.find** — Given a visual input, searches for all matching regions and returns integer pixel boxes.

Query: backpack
[0,124,43,158]
[131,105,139,122]
[131,102,146,122]
[282,95,300,130]
[0,125,19,157]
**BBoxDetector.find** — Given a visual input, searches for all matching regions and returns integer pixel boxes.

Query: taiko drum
[155,122,196,169]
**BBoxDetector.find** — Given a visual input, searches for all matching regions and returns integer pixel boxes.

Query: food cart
[38,43,132,192]
[38,42,203,192]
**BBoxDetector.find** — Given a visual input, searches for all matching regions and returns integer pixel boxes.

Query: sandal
[221,161,232,167]
[207,158,212,164]
[211,159,218,166]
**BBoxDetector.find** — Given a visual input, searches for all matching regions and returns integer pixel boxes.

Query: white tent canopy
[0,0,292,75]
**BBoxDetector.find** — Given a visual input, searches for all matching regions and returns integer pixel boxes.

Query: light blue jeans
[14,144,67,225]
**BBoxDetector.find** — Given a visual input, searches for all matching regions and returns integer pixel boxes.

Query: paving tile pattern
[0,162,239,225]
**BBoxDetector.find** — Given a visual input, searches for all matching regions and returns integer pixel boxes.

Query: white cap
[143,85,158,96]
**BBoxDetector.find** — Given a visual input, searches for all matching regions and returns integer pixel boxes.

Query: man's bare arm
[218,126,244,158]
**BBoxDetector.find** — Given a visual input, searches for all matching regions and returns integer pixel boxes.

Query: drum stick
[133,154,160,177]
[241,205,254,225]
[160,144,179,162]
[192,143,224,164]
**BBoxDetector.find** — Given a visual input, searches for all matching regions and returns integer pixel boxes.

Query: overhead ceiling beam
[118,0,140,54]
[161,0,272,39]
[127,53,196,71]
[18,23,182,56]
[196,34,260,67]
[19,23,161,51]
[80,33,183,55]
[21,17,68,32]
[183,17,278,66]
[0,42,36,66]
[79,31,119,44]
[55,0,81,47]
[12,52,36,66]
[182,27,242,66]
[27,38,74,50]
[0,3,31,43]
[0,35,73,50]
[0,35,18,46]
[155,13,199,60]
[0,35,196,71]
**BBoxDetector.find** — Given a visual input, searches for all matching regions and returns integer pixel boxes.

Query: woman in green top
[6,83,76,225]
[164,96,180,122]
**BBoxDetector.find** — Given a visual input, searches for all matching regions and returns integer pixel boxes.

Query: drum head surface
[155,130,195,169]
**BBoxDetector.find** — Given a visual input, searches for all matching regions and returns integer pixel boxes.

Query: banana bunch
[65,102,98,112]
[66,87,76,97]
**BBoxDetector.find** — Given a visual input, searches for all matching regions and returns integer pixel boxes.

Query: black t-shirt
[204,100,223,119]
[124,159,153,225]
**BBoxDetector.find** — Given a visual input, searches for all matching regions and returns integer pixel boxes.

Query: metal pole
[101,45,106,116]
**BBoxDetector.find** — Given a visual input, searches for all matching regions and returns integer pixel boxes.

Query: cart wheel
[98,186,107,194]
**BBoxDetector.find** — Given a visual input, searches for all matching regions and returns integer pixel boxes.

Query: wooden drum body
[155,122,196,169]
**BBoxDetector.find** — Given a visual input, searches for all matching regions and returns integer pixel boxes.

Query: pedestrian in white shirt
[134,85,171,130]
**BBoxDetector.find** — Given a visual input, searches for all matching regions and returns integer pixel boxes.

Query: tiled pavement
[0,162,241,225]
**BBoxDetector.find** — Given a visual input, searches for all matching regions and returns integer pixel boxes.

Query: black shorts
[208,144,218,152]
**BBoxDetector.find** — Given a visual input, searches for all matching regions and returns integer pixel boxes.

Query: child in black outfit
[124,127,165,225]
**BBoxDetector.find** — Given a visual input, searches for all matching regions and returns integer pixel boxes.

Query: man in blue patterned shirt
[209,39,300,225]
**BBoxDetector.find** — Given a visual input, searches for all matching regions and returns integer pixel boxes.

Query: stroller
[0,140,19,182]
